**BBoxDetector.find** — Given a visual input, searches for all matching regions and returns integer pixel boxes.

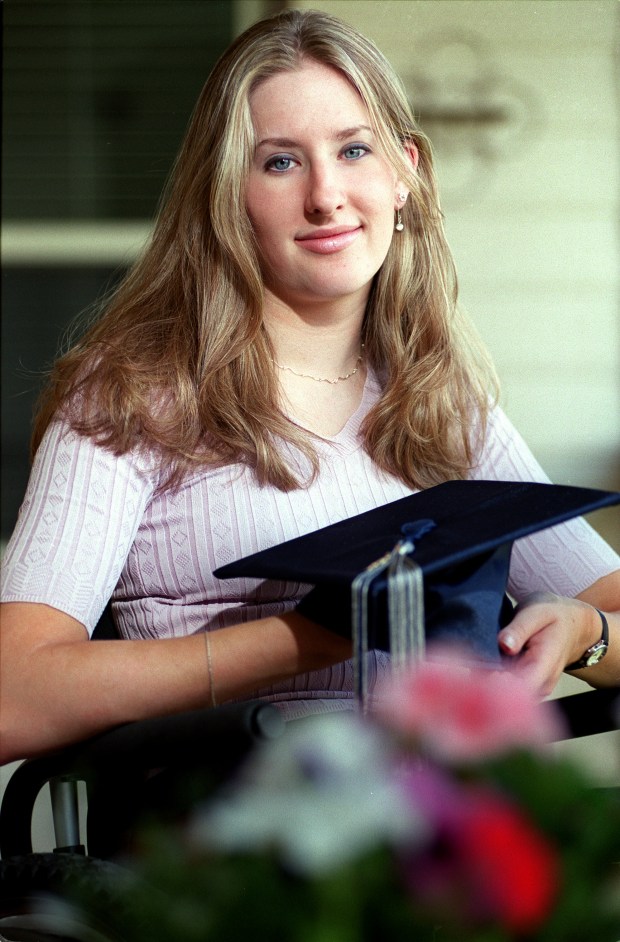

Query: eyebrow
[255,125,374,150]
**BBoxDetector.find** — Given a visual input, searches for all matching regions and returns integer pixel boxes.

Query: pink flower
[400,766,560,933]
[376,647,566,762]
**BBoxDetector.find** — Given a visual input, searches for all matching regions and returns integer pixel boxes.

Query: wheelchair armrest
[551,686,620,741]
[0,700,284,859]
[67,699,284,772]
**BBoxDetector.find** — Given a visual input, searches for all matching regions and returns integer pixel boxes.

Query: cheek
[245,181,268,234]
[245,192,287,273]
[359,183,397,268]
[366,193,397,246]
[357,173,397,225]
[246,179,291,238]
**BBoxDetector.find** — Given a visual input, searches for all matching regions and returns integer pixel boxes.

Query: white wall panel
[293,0,619,528]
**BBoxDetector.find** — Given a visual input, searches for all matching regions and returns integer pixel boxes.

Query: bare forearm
[1,632,207,761]
[0,603,351,762]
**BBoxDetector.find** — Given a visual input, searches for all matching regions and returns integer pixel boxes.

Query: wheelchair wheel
[0,853,130,942]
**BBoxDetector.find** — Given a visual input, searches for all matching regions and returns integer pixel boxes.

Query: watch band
[565,608,609,671]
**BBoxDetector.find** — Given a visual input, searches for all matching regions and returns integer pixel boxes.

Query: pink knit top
[2,370,618,718]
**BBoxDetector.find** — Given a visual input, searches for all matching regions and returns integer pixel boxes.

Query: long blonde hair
[32,8,497,490]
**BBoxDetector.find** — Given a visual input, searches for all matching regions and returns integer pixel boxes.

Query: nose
[304,162,345,217]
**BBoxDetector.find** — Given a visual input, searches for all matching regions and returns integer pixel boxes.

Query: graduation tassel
[352,553,390,712]
[388,539,425,673]
[352,538,426,712]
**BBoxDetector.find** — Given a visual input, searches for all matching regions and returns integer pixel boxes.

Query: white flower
[191,711,425,875]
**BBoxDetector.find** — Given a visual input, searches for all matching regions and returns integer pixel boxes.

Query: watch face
[585,644,608,667]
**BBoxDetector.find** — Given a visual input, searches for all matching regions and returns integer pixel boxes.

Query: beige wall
[290,0,620,546]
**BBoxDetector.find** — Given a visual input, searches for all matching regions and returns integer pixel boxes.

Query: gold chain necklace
[272,343,365,385]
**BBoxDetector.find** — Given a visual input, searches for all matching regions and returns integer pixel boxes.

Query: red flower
[401,767,560,933]
[456,794,560,932]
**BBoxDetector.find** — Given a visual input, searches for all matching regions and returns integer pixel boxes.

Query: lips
[295,226,362,255]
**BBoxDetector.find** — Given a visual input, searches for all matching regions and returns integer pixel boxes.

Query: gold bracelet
[205,630,217,707]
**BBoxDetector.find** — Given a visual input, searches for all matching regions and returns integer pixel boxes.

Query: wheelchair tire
[0,853,130,942]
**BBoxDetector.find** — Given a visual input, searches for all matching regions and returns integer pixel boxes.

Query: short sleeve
[472,405,620,600]
[1,420,159,634]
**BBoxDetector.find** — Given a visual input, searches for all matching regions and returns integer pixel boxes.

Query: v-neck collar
[314,367,382,456]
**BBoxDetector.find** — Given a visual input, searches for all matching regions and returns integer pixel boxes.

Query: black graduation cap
[215,481,619,703]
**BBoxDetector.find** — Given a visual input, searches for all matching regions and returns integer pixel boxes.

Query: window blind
[3,0,233,220]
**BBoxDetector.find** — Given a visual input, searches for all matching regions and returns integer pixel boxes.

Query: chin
[301,272,378,303]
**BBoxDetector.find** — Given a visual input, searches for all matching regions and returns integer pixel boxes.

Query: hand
[296,584,369,642]
[497,592,603,697]
[296,584,392,650]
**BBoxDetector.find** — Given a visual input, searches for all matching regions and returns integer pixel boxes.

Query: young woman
[1,9,618,763]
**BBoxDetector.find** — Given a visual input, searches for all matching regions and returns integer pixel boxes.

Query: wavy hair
[32,8,497,490]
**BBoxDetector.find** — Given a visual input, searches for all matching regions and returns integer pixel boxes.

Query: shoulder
[1,418,162,630]
[469,409,619,597]
[10,417,163,553]
[37,416,162,487]
[470,404,550,484]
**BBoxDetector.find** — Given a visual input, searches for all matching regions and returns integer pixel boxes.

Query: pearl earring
[395,192,407,231]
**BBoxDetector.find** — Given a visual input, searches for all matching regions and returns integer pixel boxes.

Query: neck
[272,343,365,385]
[262,284,370,328]
[263,293,366,380]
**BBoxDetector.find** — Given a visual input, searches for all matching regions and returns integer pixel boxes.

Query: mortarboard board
[215,481,620,704]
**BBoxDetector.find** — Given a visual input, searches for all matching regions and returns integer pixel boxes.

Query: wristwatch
[565,609,609,670]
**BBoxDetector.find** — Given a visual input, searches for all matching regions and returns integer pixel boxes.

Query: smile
[295,226,362,255]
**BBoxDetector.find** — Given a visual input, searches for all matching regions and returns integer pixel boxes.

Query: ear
[395,141,419,208]
[403,141,419,170]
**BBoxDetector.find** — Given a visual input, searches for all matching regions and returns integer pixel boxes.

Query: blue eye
[342,144,369,160]
[266,155,295,172]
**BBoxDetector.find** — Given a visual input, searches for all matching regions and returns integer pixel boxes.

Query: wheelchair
[0,605,285,941]
[1,605,618,941]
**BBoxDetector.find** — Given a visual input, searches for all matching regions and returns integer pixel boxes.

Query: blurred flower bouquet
[79,653,620,942]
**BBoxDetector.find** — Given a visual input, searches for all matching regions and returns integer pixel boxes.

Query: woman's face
[246,60,405,316]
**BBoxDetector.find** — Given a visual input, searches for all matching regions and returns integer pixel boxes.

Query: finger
[500,614,566,696]
[498,605,555,657]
